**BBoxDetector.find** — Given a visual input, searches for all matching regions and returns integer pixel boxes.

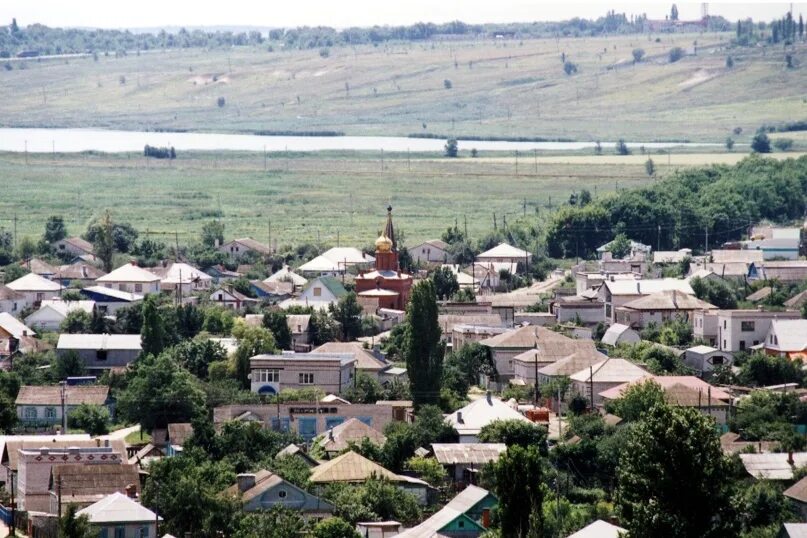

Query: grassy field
[0,151,657,246]
[1,33,806,142]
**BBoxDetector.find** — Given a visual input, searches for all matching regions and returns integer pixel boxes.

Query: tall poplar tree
[141,295,167,357]
[403,280,442,408]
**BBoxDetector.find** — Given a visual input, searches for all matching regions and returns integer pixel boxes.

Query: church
[354,206,414,311]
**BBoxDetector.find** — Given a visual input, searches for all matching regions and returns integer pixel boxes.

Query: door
[297,417,318,441]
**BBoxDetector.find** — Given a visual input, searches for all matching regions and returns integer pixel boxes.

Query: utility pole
[533,332,539,407]
[464,215,468,239]
[13,213,17,252]
[514,150,519,176]
[588,364,594,410]
[60,381,67,433]
[380,149,384,171]
[10,471,15,536]
[533,149,538,173]
[705,226,709,253]
[263,145,267,171]
[657,225,661,252]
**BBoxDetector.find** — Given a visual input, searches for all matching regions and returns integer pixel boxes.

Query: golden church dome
[375,233,393,252]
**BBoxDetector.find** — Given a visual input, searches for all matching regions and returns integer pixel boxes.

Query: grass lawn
[125,429,152,445]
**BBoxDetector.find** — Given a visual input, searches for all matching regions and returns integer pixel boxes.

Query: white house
[0,285,28,315]
[96,262,161,295]
[764,319,807,360]
[408,240,451,264]
[25,300,96,331]
[54,236,94,258]
[444,393,531,443]
[218,237,273,259]
[298,248,374,276]
[79,286,143,316]
[684,345,732,375]
[716,310,801,353]
[209,287,258,310]
[77,492,160,538]
[0,312,35,342]
[265,265,308,290]
[597,278,695,324]
[6,273,63,306]
[476,243,531,269]
[279,276,348,310]
[569,358,649,406]
[150,262,212,293]
[57,334,142,370]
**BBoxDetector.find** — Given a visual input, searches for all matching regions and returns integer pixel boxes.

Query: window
[753,340,759,346]
[723,320,727,329]
[45,407,57,420]
[739,340,746,351]
[114,527,125,538]
[278,490,287,499]
[313,287,322,297]
[299,373,314,385]
[723,339,727,349]
[100,529,109,538]
[12,302,16,312]
[138,527,150,538]
[712,356,724,365]
[741,321,755,332]
[24,407,37,419]
[135,283,143,293]
[97,350,108,361]
[254,369,279,383]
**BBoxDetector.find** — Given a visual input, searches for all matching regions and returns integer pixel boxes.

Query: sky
[0,1,803,30]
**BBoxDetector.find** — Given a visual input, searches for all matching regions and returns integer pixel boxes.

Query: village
[0,199,806,538]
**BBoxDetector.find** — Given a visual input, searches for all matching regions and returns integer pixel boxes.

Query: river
[0,128,723,154]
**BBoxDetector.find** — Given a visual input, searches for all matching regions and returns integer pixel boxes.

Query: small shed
[600,323,640,346]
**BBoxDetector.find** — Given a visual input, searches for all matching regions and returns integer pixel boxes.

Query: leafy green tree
[44,215,68,243]
[53,350,87,380]
[344,372,385,404]
[404,280,443,408]
[736,480,794,534]
[478,419,547,451]
[731,390,807,441]
[330,292,363,341]
[232,320,276,389]
[608,233,631,259]
[432,266,459,300]
[632,48,645,62]
[175,303,205,340]
[405,456,447,487]
[68,403,110,436]
[774,138,794,152]
[324,478,422,526]
[117,353,205,431]
[563,60,578,75]
[263,311,292,350]
[310,310,339,345]
[690,277,737,310]
[61,310,92,333]
[168,338,227,380]
[115,303,143,333]
[725,137,735,150]
[201,221,225,248]
[141,295,167,357]
[270,454,313,490]
[751,132,772,153]
[202,306,235,335]
[232,508,304,538]
[738,353,805,387]
[645,158,655,177]
[491,445,545,538]
[313,517,361,538]
[669,47,685,62]
[382,405,457,471]
[444,138,458,157]
[618,402,737,537]
[90,210,115,272]
[605,379,666,421]
[615,139,631,155]
[59,504,94,538]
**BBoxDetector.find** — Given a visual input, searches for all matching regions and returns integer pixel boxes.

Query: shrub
[669,47,685,63]
[217,96,226,107]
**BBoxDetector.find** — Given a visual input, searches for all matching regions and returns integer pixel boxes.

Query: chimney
[457,411,464,424]
[236,473,256,493]
[104,439,110,447]
[95,438,101,447]
[482,508,491,528]
[130,260,137,266]
[125,484,138,499]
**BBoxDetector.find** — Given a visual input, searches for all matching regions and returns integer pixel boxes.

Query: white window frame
[299,372,314,385]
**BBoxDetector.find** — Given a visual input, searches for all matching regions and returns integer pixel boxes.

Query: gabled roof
[411,239,450,251]
[77,492,160,524]
[569,358,648,384]
[298,255,341,273]
[480,325,571,349]
[265,265,308,286]
[602,278,694,297]
[445,395,531,436]
[394,485,494,538]
[7,272,63,292]
[60,237,95,253]
[80,286,144,302]
[149,262,212,284]
[276,444,319,467]
[477,242,531,259]
[598,376,731,405]
[0,285,25,301]
[16,385,110,406]
[287,314,311,334]
[0,312,35,338]
[785,290,807,309]
[52,463,140,502]
[305,276,348,298]
[209,287,256,302]
[782,523,807,538]
[601,323,637,346]
[57,334,142,351]
[35,300,95,317]
[711,249,763,263]
[96,262,161,283]
[620,290,715,311]
[24,258,58,275]
[785,476,807,504]
[310,451,400,484]
[538,351,605,377]
[740,453,807,480]
[318,418,387,453]
[55,263,106,281]
[224,237,273,255]
[747,287,773,302]
[3,438,125,471]
[167,423,193,446]
[511,339,602,365]
[312,342,386,371]
[321,247,374,265]
[769,320,807,352]
[567,520,627,538]
[431,443,506,465]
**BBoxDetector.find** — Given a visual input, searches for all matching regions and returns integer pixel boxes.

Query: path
[100,424,140,442]
[484,275,562,308]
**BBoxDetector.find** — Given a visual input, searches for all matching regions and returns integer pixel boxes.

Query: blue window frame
[357,416,373,426]
[325,417,344,430]
[297,417,318,441]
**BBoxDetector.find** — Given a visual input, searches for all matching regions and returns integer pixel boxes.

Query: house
[149,262,212,293]
[439,313,506,344]
[394,485,496,538]
[218,237,273,259]
[751,261,807,283]
[57,334,142,371]
[54,263,106,287]
[568,358,649,406]
[356,522,402,538]
[711,249,764,264]
[785,290,807,310]
[614,289,716,329]
[409,240,451,264]
[596,238,651,261]
[600,323,640,346]
[298,247,374,276]
[780,523,807,538]
[215,402,396,442]
[445,393,531,443]
[25,300,95,331]
[206,264,243,282]
[225,470,333,517]
[77,492,160,538]
[249,351,356,396]
[574,271,637,296]
[553,291,606,325]
[568,520,627,538]
[784,477,807,519]
[431,443,506,484]
[476,243,531,269]
[312,341,388,378]
[684,345,732,375]
[481,325,596,383]
[55,236,94,258]
[715,310,801,353]
[744,238,800,260]
[12,441,126,512]
[537,351,606,385]
[0,312,35,341]
[250,280,293,300]
[95,262,161,295]
[79,286,143,315]
[49,463,140,512]
[747,287,773,303]
[6,272,63,306]
[287,314,312,351]
[0,434,92,492]
[597,278,694,324]
[451,324,509,350]
[764,320,807,360]
[309,451,432,505]
[740,453,807,480]
[16,385,112,427]
[276,444,319,468]
[209,287,258,310]
[316,418,386,457]
[21,258,59,279]
[599,376,732,423]
[265,265,308,290]
[693,262,753,281]
[511,342,604,386]
[166,423,193,454]
[653,249,692,264]
[720,432,776,455]
[0,285,27,315]
[279,276,348,310]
